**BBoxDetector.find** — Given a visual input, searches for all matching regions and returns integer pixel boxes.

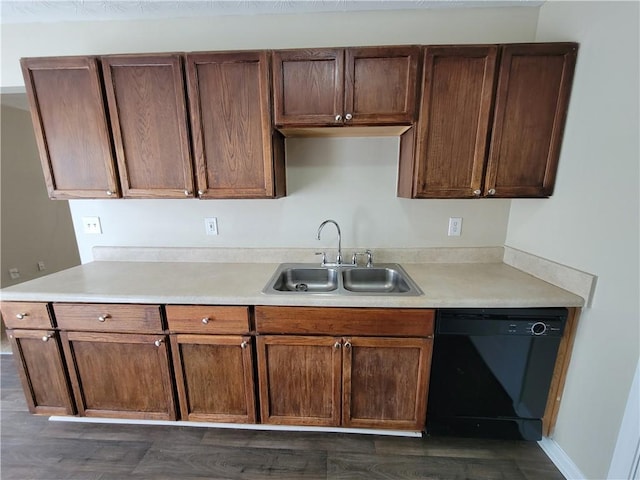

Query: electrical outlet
[82,216,102,234]
[448,217,462,237]
[204,217,218,236]
[8,268,20,280]
[37,261,46,271]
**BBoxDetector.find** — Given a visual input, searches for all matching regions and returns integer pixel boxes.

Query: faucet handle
[364,249,374,267]
[315,251,327,266]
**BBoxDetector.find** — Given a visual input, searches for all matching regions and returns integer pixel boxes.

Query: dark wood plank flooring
[0,355,565,479]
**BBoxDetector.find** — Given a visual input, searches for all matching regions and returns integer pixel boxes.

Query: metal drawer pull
[240,341,248,349]
[98,314,111,322]
[16,313,28,319]
[201,317,210,324]
[154,339,164,347]
[42,334,53,342]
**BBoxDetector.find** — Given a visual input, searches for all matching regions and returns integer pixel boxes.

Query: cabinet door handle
[184,190,192,196]
[488,188,496,196]
[16,313,28,319]
[334,341,342,349]
[98,314,111,322]
[201,317,210,324]
[106,190,114,196]
[42,333,53,342]
[240,341,248,349]
[344,340,352,349]
[345,113,353,121]
[197,190,205,196]
[335,114,342,122]
[154,339,164,347]
[473,189,481,197]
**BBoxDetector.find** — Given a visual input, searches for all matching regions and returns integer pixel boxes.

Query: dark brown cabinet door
[257,335,341,426]
[186,51,285,199]
[272,48,344,127]
[273,46,419,128]
[20,56,119,199]
[404,46,498,198]
[101,54,194,198]
[61,331,176,420]
[486,43,578,197]
[342,336,431,431]
[170,334,256,423]
[7,329,75,415]
[345,46,420,125]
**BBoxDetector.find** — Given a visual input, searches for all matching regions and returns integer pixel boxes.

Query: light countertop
[0,260,584,308]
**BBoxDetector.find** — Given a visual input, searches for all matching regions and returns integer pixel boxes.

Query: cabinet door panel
[187,51,280,198]
[102,54,194,198]
[486,43,577,197]
[7,329,75,415]
[345,46,420,125]
[171,334,256,423]
[62,331,175,420]
[412,46,497,198]
[272,49,344,126]
[20,56,119,199]
[342,336,432,430]
[257,335,341,426]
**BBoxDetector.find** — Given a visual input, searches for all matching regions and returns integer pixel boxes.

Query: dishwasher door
[426,308,567,441]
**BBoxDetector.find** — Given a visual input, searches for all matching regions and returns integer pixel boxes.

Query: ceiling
[1,0,542,24]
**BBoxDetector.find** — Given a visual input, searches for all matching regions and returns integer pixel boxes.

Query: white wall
[507,2,640,478]
[0,104,81,286]
[1,7,540,263]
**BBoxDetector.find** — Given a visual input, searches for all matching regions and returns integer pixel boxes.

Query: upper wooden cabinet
[486,43,577,197]
[272,46,420,127]
[186,51,285,199]
[101,54,194,198]
[21,57,119,199]
[399,43,577,198]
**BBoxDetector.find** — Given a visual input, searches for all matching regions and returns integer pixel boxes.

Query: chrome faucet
[317,219,343,266]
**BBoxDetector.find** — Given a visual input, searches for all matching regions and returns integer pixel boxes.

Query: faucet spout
[317,219,342,265]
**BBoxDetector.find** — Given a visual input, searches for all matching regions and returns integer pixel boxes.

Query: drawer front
[54,303,163,333]
[255,306,434,337]
[166,305,250,334]
[1,302,53,329]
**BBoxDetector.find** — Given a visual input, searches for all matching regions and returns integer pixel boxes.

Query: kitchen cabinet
[166,305,256,423]
[20,56,119,199]
[272,46,420,128]
[101,54,194,198]
[185,51,285,199]
[398,43,577,198]
[55,303,176,420]
[1,301,75,415]
[255,306,434,430]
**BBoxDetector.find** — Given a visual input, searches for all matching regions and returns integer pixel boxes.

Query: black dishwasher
[426,307,567,441]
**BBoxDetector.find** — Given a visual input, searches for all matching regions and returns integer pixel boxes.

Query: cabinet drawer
[53,303,163,333]
[255,307,434,337]
[1,302,53,329]
[166,306,250,334]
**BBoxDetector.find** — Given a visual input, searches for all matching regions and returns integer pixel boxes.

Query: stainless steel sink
[342,267,412,293]
[269,267,339,292]
[263,263,423,296]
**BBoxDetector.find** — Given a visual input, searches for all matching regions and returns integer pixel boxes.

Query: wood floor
[1,355,565,480]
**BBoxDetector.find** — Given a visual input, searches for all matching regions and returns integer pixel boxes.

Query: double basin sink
[263,263,423,296]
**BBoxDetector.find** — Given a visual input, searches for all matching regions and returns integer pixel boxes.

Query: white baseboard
[48,416,422,437]
[539,437,586,479]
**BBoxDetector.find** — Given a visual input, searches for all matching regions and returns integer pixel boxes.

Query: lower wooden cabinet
[6,329,75,415]
[170,334,256,423]
[61,331,176,420]
[257,335,431,431]
[342,336,431,430]
[257,335,342,426]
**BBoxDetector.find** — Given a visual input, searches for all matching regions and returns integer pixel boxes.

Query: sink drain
[295,283,309,292]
